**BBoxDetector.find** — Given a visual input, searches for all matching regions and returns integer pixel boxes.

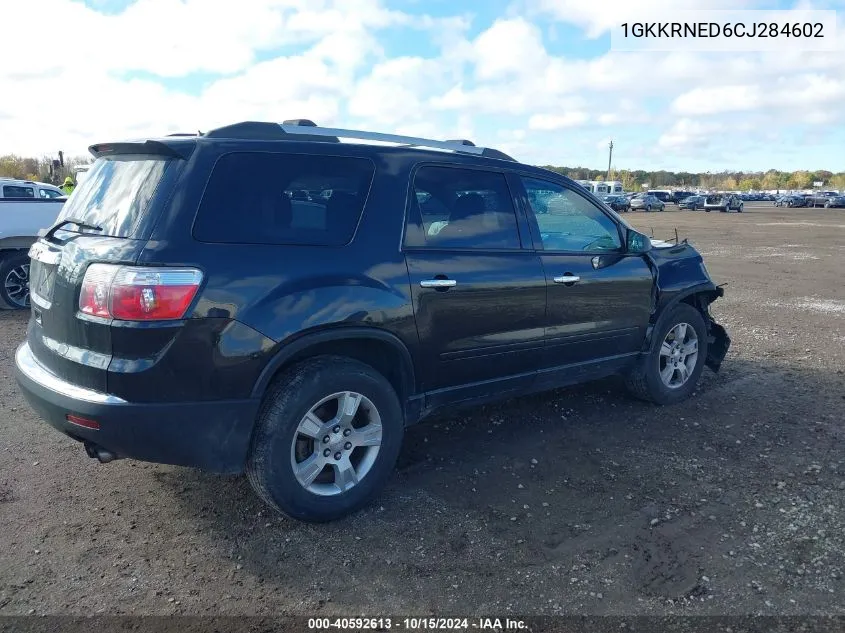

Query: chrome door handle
[553,275,581,284]
[420,279,457,288]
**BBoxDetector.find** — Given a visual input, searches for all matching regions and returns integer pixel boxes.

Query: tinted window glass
[193,152,374,246]
[3,185,35,198]
[522,177,622,252]
[410,166,519,249]
[39,188,63,199]
[55,155,170,237]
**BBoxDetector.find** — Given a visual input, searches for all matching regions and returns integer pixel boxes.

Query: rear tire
[738,204,743,213]
[646,205,652,212]
[246,356,404,522]
[625,304,709,405]
[0,252,31,310]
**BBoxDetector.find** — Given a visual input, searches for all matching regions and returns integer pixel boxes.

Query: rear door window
[193,152,375,246]
[408,166,521,250]
[54,155,171,237]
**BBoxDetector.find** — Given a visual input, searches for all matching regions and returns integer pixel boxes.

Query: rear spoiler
[88,140,193,160]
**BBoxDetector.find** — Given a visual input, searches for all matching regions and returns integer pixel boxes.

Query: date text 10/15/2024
[308,617,528,630]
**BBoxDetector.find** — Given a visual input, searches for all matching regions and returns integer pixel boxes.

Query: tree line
[539,166,845,191]
[0,154,91,185]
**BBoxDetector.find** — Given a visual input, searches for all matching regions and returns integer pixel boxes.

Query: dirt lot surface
[1,203,843,617]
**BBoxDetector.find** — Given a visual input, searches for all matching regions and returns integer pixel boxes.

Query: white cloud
[472,18,548,80]
[658,119,725,150]
[528,112,590,130]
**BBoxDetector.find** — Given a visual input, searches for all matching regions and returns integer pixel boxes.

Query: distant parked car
[679,195,705,210]
[671,191,696,204]
[805,191,840,208]
[823,195,845,208]
[602,194,630,212]
[0,178,65,200]
[647,190,674,205]
[704,194,743,213]
[775,195,805,208]
[0,182,67,308]
[630,194,665,212]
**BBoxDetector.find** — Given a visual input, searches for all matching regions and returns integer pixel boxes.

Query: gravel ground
[0,203,843,617]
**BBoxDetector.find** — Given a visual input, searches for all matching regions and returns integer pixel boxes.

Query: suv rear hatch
[27,144,185,394]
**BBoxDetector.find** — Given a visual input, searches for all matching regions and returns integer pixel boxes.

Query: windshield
[55,155,171,237]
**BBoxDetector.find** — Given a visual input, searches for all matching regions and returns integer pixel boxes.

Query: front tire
[646,205,652,212]
[625,304,709,405]
[247,356,404,522]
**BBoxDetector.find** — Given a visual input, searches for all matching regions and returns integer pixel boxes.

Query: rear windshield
[55,155,170,237]
[193,152,375,246]
[706,195,724,203]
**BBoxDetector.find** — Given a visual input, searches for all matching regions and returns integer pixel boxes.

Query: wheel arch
[251,327,418,418]
[653,284,721,326]
[645,284,729,372]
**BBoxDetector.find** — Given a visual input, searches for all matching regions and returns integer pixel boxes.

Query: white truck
[0,178,67,309]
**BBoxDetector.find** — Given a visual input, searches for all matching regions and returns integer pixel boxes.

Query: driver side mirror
[626,229,652,254]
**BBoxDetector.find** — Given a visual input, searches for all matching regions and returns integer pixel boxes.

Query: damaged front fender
[645,240,732,372]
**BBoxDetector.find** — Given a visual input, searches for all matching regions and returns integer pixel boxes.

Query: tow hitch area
[84,442,120,464]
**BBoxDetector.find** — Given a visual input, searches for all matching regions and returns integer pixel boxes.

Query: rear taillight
[79,264,202,321]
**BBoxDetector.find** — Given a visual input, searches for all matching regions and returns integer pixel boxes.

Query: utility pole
[607,140,614,181]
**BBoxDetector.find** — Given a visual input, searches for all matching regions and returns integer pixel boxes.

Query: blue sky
[1,0,843,172]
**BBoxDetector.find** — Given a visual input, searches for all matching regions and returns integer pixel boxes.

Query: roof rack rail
[204,121,340,143]
[203,120,516,161]
[281,123,515,161]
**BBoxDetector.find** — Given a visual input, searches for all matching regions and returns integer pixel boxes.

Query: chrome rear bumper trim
[15,342,126,405]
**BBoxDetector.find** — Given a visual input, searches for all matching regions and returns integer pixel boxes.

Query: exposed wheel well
[679,290,720,317]
[262,337,414,407]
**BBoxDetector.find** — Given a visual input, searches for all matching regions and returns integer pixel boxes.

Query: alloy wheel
[658,323,699,389]
[290,391,382,496]
[4,264,30,308]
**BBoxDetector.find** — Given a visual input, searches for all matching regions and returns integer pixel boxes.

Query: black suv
[14,121,731,522]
